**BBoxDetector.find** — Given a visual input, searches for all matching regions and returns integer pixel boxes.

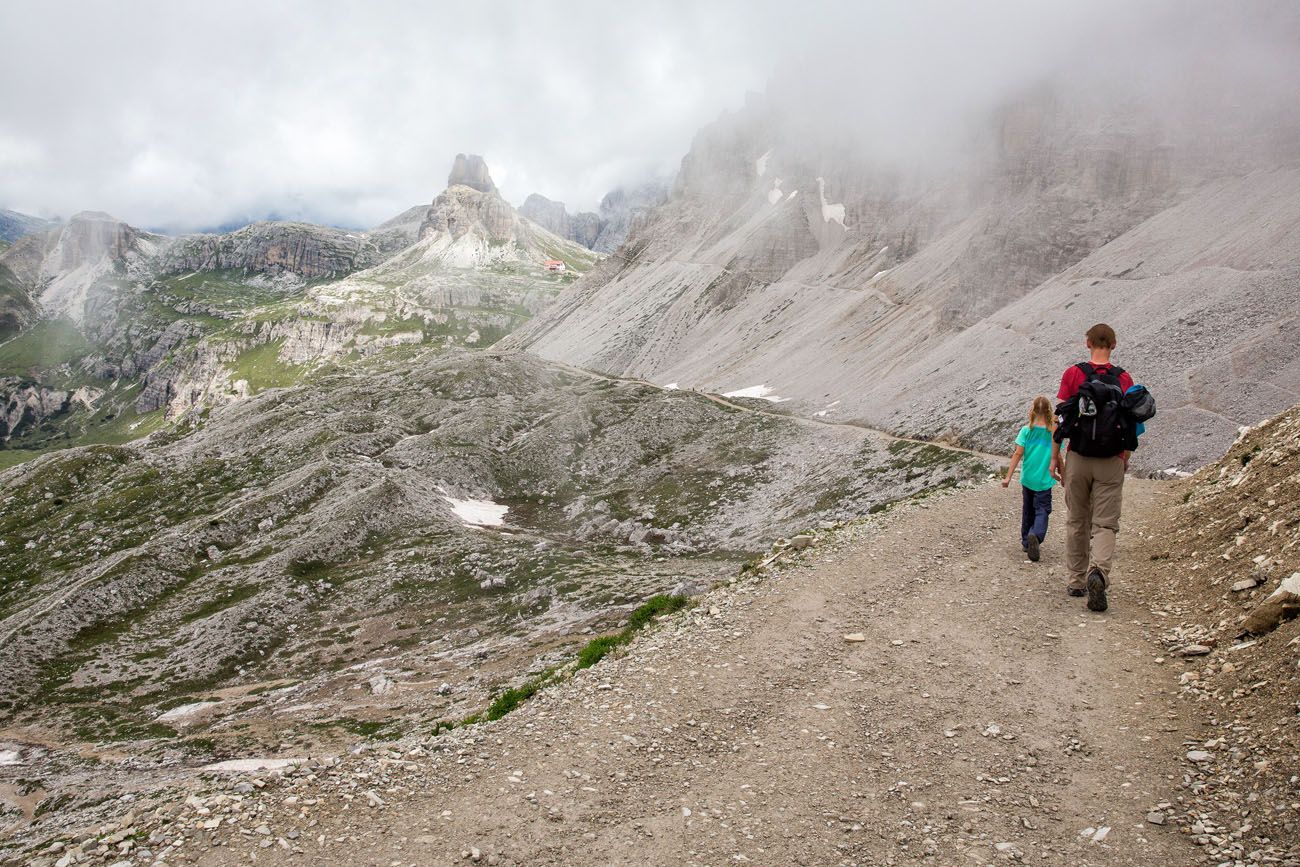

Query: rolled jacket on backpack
[1121,384,1156,423]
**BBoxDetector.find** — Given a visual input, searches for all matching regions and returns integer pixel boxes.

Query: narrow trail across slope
[538,356,1008,464]
[206,479,1199,867]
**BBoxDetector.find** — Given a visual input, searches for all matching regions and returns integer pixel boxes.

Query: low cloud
[2,0,1295,232]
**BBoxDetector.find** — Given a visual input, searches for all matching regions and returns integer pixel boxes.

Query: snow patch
[661,382,680,390]
[0,749,20,766]
[201,758,309,772]
[767,179,783,205]
[756,149,772,177]
[443,495,508,527]
[816,177,848,230]
[722,385,789,403]
[157,701,220,723]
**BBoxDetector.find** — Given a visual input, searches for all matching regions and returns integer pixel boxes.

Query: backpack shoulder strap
[1075,361,1095,377]
[1108,365,1126,379]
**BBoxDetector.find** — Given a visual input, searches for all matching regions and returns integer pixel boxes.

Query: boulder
[1240,572,1300,636]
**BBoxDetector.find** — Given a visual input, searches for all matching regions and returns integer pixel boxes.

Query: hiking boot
[1066,587,1085,597]
[1086,568,1108,612]
[1026,534,1040,562]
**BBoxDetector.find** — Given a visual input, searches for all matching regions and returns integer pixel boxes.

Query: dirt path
[194,479,1199,867]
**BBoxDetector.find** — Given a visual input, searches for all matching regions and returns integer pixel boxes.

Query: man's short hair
[1086,323,1117,350]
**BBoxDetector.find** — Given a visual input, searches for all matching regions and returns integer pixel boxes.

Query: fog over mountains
[2,2,1300,862]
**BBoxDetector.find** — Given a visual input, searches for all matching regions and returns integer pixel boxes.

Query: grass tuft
[434,594,692,735]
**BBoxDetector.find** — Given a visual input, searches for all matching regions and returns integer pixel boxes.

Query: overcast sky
[2,1,1295,233]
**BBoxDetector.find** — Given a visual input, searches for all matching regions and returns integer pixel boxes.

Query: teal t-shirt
[1015,425,1056,492]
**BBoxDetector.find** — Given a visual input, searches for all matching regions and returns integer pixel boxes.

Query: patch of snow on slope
[722,384,788,403]
[443,495,508,527]
[0,750,20,766]
[816,177,848,230]
[661,382,680,390]
[202,758,308,772]
[767,179,783,205]
[756,149,772,177]
[156,701,220,723]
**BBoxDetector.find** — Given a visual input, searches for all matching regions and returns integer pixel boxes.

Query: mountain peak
[447,153,497,194]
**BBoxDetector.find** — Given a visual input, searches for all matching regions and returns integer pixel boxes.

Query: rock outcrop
[519,194,573,240]
[0,382,71,439]
[365,204,429,255]
[159,221,379,280]
[592,181,669,252]
[447,153,498,194]
[518,182,669,252]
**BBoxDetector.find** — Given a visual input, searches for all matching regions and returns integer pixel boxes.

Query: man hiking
[1050,323,1134,613]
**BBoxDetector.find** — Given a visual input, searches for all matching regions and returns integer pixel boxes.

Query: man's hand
[1121,450,1130,470]
[1000,477,1010,488]
[1050,454,1064,482]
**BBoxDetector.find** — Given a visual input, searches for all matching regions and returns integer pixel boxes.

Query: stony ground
[33,475,1300,866]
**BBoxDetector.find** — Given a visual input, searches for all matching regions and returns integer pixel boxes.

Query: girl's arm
[1002,446,1024,488]
[1050,441,1065,481]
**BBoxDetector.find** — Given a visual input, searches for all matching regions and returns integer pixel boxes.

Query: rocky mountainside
[0,208,59,243]
[511,79,1300,471]
[519,180,668,253]
[0,348,990,841]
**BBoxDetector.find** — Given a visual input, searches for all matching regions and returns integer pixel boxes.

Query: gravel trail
[191,479,1198,866]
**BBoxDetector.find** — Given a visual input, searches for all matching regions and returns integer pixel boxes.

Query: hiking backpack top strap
[1075,361,1095,377]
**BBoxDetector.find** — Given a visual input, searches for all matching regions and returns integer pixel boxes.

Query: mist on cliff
[1,0,1296,232]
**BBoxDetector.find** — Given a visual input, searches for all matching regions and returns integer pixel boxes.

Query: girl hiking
[1001,395,1057,562]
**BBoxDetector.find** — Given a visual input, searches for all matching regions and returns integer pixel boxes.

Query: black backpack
[1057,362,1131,458]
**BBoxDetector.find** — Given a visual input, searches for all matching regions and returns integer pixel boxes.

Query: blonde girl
[1001,396,1058,561]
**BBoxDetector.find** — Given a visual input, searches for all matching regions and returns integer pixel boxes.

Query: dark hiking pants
[1021,486,1052,549]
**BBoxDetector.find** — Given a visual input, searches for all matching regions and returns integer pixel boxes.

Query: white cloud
[1,0,1296,232]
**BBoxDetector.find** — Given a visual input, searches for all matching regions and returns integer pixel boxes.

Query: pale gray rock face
[568,211,603,249]
[447,153,497,194]
[592,181,669,253]
[519,194,570,239]
[1,212,164,323]
[519,182,669,252]
[510,82,1300,472]
[364,204,430,256]
[0,383,70,439]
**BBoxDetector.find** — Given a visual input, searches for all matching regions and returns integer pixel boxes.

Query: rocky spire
[447,154,497,194]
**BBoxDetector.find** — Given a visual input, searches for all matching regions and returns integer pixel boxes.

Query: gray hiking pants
[1063,453,1126,591]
